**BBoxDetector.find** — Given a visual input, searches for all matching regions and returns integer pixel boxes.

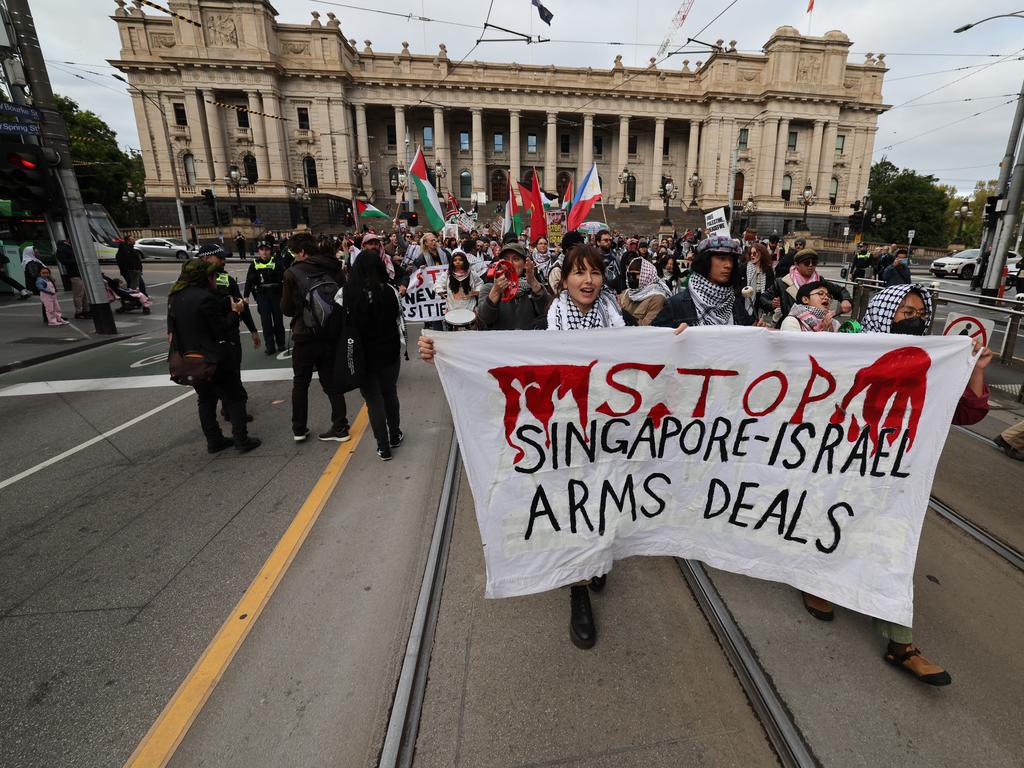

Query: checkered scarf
[626,257,672,303]
[861,284,933,334]
[687,271,736,326]
[547,288,626,330]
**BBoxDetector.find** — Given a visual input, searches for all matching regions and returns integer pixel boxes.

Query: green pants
[874,619,913,644]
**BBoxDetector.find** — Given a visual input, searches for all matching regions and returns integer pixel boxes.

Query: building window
[663,135,671,156]
[625,174,636,202]
[459,131,470,152]
[386,123,397,148]
[172,103,187,127]
[389,167,400,194]
[526,133,537,154]
[733,171,744,201]
[303,156,318,188]
[593,135,604,157]
[493,132,504,153]
[297,107,310,130]
[787,130,797,151]
[738,128,749,150]
[829,177,839,205]
[183,153,197,186]
[781,174,792,201]
[236,108,249,129]
[423,126,434,149]
[459,169,472,198]
[491,169,508,202]
[628,135,638,155]
[835,134,846,156]
[560,133,570,154]
[243,154,258,184]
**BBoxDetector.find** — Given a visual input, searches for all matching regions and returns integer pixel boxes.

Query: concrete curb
[0,333,138,376]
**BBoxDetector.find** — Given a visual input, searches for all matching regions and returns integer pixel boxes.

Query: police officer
[197,244,260,420]
[852,242,872,280]
[244,242,286,355]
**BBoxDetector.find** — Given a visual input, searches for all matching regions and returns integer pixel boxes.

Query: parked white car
[929,248,1020,281]
[134,237,197,262]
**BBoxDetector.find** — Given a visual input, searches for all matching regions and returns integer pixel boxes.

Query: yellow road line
[124,406,370,768]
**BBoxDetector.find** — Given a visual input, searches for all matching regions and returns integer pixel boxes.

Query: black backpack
[295,270,340,337]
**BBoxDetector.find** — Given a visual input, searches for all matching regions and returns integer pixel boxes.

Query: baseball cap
[499,243,528,260]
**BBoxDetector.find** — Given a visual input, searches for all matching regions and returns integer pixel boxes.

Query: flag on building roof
[502,175,525,237]
[356,200,389,219]
[532,0,553,26]
[567,162,602,231]
[806,0,814,11]
[560,173,574,211]
[409,146,446,232]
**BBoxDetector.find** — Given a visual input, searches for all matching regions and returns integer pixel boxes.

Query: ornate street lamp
[396,166,409,212]
[121,187,145,227]
[224,168,250,218]
[798,181,816,231]
[688,171,701,207]
[871,206,886,231]
[953,201,971,243]
[618,167,630,204]
[741,194,757,234]
[354,159,369,202]
[658,177,678,226]
[433,161,447,195]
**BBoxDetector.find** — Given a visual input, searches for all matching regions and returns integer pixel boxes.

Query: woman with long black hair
[338,248,405,460]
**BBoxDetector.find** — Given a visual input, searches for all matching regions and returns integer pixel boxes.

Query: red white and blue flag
[567,162,602,231]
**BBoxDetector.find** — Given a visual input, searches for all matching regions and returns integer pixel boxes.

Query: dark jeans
[292,338,348,434]
[359,358,401,451]
[219,342,248,414]
[0,272,26,292]
[196,362,249,445]
[256,291,286,351]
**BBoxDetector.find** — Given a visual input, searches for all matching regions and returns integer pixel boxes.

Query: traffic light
[201,188,215,209]
[983,195,999,225]
[0,141,59,212]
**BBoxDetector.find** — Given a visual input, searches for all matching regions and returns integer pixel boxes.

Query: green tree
[57,94,148,227]
[866,158,950,248]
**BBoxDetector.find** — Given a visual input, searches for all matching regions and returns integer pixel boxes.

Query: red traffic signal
[7,152,38,170]
[0,142,59,212]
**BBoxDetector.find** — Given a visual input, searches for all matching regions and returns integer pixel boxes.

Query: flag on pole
[561,173,574,211]
[531,0,554,25]
[502,175,525,237]
[567,163,602,231]
[445,192,460,221]
[409,146,446,232]
[540,188,557,210]
[356,200,389,219]
[806,0,814,11]
[527,169,547,240]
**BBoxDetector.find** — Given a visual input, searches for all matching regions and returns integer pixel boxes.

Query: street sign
[907,229,916,243]
[942,312,994,348]
[843,226,850,236]
[0,121,40,135]
[705,207,729,236]
[0,102,43,121]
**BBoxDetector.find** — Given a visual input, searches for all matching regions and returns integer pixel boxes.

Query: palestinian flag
[561,173,574,211]
[356,200,389,219]
[502,175,525,237]
[409,146,446,232]
[540,188,557,210]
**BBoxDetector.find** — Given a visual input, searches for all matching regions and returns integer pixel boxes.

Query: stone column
[328,97,354,196]
[580,113,594,180]
[129,92,161,183]
[471,107,485,198]
[718,117,735,201]
[544,112,557,188]
[817,120,839,201]
[698,118,720,198]
[354,102,374,199]
[685,119,700,198]
[262,92,291,187]
[315,98,335,188]
[807,119,825,193]
[756,117,778,197]
[649,117,665,208]
[394,104,407,167]
[772,118,791,197]
[433,107,449,194]
[616,115,630,207]
[509,109,521,184]
[248,91,271,183]
[203,94,227,183]
[857,128,877,201]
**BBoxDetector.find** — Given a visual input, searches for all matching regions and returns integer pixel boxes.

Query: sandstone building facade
[110,0,889,236]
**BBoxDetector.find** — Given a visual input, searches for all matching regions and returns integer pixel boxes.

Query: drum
[443,308,477,331]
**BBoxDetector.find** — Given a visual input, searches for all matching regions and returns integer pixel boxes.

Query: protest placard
[402,265,447,322]
[704,207,730,236]
[545,209,566,246]
[431,326,976,625]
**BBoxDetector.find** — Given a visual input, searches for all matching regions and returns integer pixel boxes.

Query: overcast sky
[26,0,1024,196]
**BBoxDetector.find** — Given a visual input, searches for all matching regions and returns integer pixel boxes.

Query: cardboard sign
[403,265,448,322]
[705,208,730,236]
[545,209,566,246]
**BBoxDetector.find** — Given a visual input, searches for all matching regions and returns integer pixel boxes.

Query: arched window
[733,171,744,201]
[183,153,197,186]
[389,167,400,195]
[521,171,534,188]
[829,177,839,205]
[625,174,637,202]
[491,169,508,202]
[557,172,571,201]
[459,169,472,199]
[243,154,258,184]
[781,174,792,201]
[303,156,318,189]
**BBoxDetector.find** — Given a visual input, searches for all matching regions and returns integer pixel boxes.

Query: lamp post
[618,167,630,205]
[871,206,886,233]
[121,187,145,228]
[798,181,816,231]
[223,168,249,222]
[741,195,757,235]
[354,159,369,201]
[434,161,447,196]
[658,177,678,227]
[688,171,701,208]
[396,166,409,213]
[291,185,311,228]
[953,201,971,243]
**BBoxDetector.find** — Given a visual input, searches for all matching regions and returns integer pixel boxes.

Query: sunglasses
[798,258,819,266]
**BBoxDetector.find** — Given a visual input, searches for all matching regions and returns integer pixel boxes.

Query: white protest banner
[432,327,976,625]
[403,265,447,322]
[704,207,730,236]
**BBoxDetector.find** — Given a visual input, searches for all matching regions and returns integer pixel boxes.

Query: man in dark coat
[115,236,147,295]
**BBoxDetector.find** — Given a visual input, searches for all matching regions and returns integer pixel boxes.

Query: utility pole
[5,0,116,333]
[989,124,1024,297]
[981,77,1024,295]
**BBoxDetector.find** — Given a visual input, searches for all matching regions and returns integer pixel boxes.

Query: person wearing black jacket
[115,236,146,295]
[759,248,852,324]
[244,242,286,355]
[652,236,754,329]
[167,259,259,453]
[341,248,404,460]
[56,239,88,319]
[281,233,350,443]
[773,235,803,278]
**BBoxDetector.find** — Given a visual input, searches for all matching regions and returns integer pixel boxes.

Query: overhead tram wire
[876,96,1020,153]
[889,93,1018,109]
[892,46,1024,109]
[412,0,495,108]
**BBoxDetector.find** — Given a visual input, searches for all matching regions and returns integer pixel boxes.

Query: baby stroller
[103,275,152,314]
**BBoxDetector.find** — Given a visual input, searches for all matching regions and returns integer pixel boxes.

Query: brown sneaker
[801,592,834,621]
[884,644,952,686]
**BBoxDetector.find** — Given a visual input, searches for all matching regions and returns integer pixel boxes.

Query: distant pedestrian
[115,236,147,296]
[0,250,31,299]
[244,242,286,355]
[22,242,44,294]
[56,238,88,318]
[234,231,247,260]
[36,267,68,326]
[882,247,912,286]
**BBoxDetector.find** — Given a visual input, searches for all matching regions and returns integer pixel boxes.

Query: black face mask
[891,317,927,336]
[626,274,640,290]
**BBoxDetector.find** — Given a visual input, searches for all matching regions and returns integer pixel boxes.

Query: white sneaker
[293,429,310,442]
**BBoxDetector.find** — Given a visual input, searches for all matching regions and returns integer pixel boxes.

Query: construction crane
[657,0,696,57]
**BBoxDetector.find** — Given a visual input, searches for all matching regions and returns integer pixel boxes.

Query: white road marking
[0,391,195,491]
[0,368,295,397]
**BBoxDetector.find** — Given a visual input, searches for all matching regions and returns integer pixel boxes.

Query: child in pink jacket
[36,267,69,326]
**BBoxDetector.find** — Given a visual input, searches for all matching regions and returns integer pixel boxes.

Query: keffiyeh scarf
[547,288,626,330]
[626,257,672,303]
[788,264,821,288]
[745,262,768,313]
[787,303,835,332]
[687,272,736,326]
[861,283,933,334]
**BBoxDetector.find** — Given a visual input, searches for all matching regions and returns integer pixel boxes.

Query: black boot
[206,435,234,454]
[569,585,596,649]
[589,575,607,593]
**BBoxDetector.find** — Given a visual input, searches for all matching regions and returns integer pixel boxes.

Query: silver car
[134,237,197,262]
